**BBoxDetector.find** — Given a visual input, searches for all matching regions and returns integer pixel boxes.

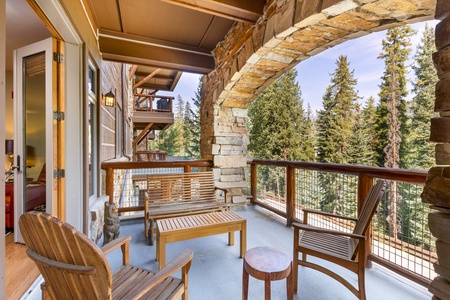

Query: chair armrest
[26,249,97,275]
[101,236,131,265]
[303,208,358,222]
[293,222,366,240]
[136,249,194,297]
[215,187,230,204]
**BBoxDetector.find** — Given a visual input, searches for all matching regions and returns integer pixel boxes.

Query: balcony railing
[247,158,433,286]
[101,158,434,287]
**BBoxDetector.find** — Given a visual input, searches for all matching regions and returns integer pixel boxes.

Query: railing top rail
[247,158,428,183]
[102,159,213,170]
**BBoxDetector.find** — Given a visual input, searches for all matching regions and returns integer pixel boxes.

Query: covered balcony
[93,158,435,299]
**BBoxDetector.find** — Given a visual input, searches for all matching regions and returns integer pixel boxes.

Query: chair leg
[144,216,148,238]
[293,252,298,294]
[358,266,366,300]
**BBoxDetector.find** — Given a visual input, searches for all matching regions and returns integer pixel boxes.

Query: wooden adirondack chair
[19,211,193,300]
[293,180,387,300]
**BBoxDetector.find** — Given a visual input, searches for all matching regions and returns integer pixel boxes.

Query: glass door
[14,38,54,243]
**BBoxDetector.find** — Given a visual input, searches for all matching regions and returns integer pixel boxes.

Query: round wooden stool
[242,246,293,300]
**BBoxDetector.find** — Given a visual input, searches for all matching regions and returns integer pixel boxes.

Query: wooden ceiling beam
[133,68,161,90]
[161,0,264,23]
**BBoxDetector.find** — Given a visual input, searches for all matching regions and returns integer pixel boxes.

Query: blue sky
[165,20,439,114]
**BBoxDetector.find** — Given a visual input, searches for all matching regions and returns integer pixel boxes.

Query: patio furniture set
[18,171,386,300]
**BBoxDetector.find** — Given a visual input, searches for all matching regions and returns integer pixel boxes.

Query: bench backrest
[146,171,218,204]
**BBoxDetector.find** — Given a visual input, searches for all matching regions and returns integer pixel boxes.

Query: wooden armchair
[293,180,387,300]
[19,211,193,300]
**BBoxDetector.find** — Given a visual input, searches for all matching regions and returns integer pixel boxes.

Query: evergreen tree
[375,25,416,238]
[185,81,202,159]
[248,69,309,161]
[375,25,415,169]
[399,24,437,248]
[248,69,311,199]
[361,96,378,166]
[316,55,359,164]
[347,104,376,166]
[316,55,360,215]
[405,23,437,170]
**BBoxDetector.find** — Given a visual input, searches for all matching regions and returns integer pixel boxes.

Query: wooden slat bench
[145,171,230,245]
[156,210,246,269]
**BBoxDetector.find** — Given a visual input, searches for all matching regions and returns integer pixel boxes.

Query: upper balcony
[133,94,174,131]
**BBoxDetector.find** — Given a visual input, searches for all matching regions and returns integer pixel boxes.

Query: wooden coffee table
[243,246,293,300]
[156,210,246,269]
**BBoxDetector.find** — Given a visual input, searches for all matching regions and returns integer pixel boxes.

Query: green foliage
[375,25,416,168]
[184,81,202,159]
[248,69,313,161]
[316,55,360,164]
[403,24,438,170]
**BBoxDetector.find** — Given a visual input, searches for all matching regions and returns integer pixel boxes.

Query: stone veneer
[421,3,450,299]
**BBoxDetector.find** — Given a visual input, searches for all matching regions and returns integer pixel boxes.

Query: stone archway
[201,0,437,202]
[201,0,450,297]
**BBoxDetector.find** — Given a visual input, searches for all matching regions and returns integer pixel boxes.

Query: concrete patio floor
[105,205,432,300]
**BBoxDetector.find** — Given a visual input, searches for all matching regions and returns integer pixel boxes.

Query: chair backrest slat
[351,180,387,258]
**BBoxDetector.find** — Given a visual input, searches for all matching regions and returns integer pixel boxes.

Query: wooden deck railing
[247,158,431,286]
[101,158,432,286]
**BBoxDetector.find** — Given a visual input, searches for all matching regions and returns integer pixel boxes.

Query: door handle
[10,155,21,173]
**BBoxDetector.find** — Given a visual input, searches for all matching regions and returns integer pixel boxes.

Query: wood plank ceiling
[85,0,265,92]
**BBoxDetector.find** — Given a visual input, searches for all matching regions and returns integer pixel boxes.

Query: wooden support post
[250,163,257,204]
[106,167,114,204]
[286,165,296,227]
[358,174,374,268]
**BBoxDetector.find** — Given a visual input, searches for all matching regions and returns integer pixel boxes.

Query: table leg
[242,261,249,300]
[264,273,271,300]
[157,236,166,270]
[229,230,235,246]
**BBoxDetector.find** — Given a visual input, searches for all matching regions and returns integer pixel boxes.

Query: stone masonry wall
[421,2,450,299]
[201,0,436,204]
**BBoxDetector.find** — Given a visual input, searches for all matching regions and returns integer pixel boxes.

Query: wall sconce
[104,90,116,107]
[5,139,13,157]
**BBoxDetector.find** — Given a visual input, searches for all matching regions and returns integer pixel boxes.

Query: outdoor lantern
[104,90,115,107]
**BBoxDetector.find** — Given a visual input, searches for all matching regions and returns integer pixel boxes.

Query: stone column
[422,4,450,299]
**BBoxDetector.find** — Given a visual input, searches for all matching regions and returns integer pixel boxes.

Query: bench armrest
[101,236,132,265]
[215,187,230,204]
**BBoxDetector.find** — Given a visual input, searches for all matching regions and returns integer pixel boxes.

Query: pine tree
[399,24,437,248]
[347,104,376,166]
[316,55,359,164]
[248,69,311,199]
[248,69,308,161]
[316,55,360,215]
[405,23,437,170]
[361,96,378,166]
[375,25,416,238]
[185,81,202,159]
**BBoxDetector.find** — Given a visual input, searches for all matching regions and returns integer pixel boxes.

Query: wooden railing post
[184,165,191,173]
[286,164,296,227]
[250,163,257,204]
[358,173,374,268]
[106,167,114,204]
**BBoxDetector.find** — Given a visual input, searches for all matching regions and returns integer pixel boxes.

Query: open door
[13,37,63,243]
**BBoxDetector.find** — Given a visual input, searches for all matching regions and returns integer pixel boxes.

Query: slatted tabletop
[156,210,246,269]
[158,210,244,232]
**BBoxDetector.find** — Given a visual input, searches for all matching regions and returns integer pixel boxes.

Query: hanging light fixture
[104,90,116,107]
